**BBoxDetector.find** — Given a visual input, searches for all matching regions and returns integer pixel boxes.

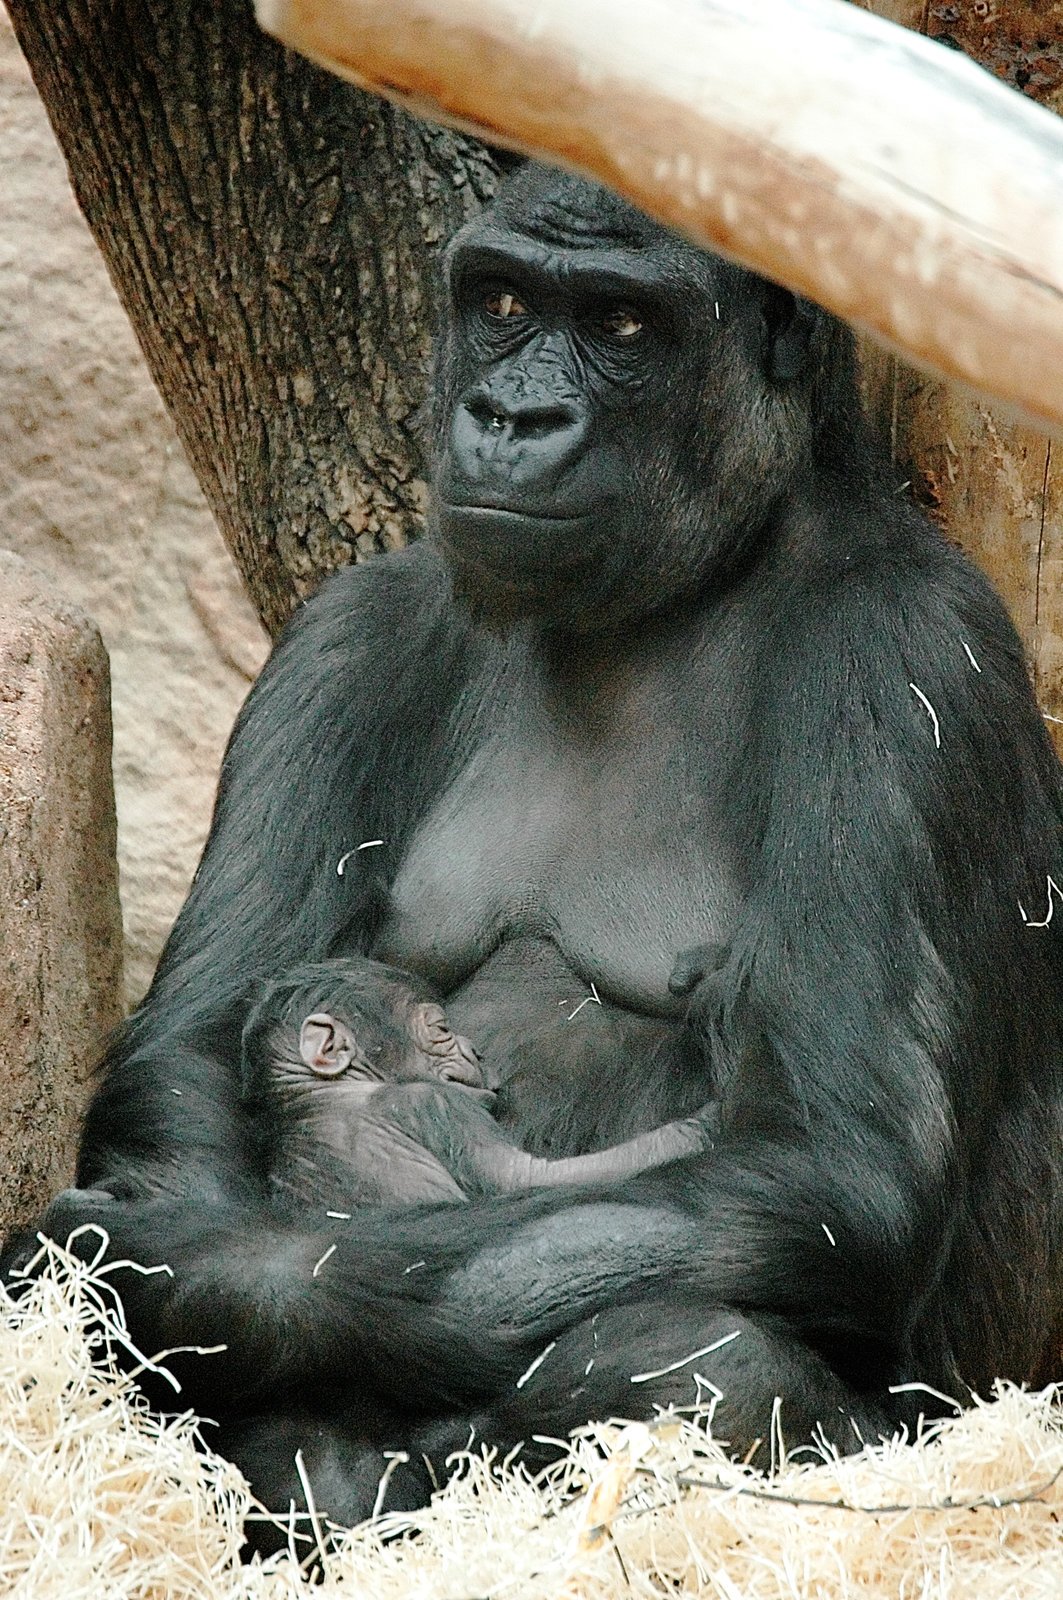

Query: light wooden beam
[255,0,1063,432]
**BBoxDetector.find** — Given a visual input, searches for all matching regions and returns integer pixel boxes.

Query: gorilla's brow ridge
[514,198,648,251]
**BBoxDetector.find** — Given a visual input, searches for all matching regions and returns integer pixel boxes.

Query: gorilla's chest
[377,649,741,1018]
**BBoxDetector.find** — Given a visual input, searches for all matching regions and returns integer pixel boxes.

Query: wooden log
[256,0,1063,432]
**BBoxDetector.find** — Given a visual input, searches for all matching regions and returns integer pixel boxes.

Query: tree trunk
[4,0,501,635]
[856,1,1063,751]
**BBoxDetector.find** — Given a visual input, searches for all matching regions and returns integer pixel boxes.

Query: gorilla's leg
[219,1301,912,1552]
[462,1299,901,1473]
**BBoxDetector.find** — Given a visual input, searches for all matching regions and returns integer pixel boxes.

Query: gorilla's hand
[1,1187,119,1282]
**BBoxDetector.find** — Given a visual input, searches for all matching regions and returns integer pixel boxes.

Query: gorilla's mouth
[437,503,599,570]
[440,501,591,524]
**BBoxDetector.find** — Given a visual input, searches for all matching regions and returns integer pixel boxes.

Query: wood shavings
[336,840,384,876]
[560,983,602,1021]
[516,1339,557,1389]
[311,1244,337,1277]
[1,1245,1061,1598]
[909,681,942,747]
[1019,875,1063,928]
[630,1329,742,1383]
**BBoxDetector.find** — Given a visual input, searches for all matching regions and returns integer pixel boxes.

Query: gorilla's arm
[502,1115,713,1188]
[453,1105,715,1192]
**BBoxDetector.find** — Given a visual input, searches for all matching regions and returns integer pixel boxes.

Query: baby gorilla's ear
[299,1012,359,1077]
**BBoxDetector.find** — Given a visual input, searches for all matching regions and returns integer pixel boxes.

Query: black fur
[19,166,1063,1542]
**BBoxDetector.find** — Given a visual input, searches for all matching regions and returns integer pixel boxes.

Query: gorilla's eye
[601,308,643,338]
[484,289,528,319]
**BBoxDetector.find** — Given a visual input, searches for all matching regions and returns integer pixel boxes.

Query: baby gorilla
[241,959,712,1207]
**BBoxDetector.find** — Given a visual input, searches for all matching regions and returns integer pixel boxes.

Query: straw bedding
[1,1238,1060,1599]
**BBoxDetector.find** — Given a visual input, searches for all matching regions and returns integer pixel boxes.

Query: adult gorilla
[30,164,1063,1528]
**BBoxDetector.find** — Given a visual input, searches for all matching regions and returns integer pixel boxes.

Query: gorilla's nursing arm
[76,548,472,1199]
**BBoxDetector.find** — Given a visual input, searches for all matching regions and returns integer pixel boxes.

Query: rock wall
[0,553,122,1231]
[0,15,269,1006]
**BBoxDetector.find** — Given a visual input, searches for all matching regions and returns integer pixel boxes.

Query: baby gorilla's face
[298,989,483,1089]
[404,1000,483,1086]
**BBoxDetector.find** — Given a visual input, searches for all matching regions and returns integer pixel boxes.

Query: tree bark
[4,0,501,635]
[857,1,1063,751]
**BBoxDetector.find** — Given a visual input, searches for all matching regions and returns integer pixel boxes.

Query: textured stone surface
[0,553,122,1233]
[0,15,268,1005]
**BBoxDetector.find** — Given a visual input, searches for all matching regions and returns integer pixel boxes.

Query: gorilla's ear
[300,1012,358,1077]
[762,286,817,384]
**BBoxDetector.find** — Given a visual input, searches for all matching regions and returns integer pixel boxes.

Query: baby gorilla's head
[241,958,482,1102]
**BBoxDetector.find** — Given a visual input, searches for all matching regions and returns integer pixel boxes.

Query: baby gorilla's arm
[471,1109,716,1192]
[382,1084,716,1196]
[351,1107,473,1204]
[374,1084,714,1198]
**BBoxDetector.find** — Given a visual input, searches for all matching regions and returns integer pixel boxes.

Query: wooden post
[0,554,123,1233]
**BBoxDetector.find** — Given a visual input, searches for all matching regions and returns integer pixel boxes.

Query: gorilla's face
[431,166,822,633]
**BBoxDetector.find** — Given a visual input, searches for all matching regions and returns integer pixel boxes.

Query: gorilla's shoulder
[269,541,468,665]
[299,541,453,629]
